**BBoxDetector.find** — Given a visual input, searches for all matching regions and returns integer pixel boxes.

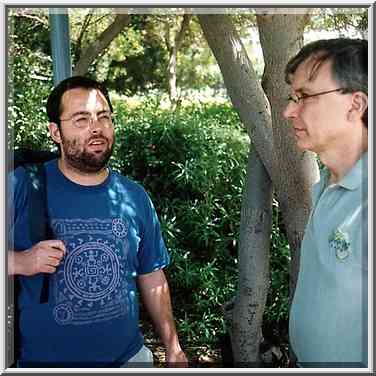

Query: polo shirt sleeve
[136,190,170,275]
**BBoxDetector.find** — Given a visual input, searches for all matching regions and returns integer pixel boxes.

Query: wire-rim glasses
[287,88,345,104]
[60,111,114,129]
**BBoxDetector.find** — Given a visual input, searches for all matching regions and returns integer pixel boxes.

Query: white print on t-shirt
[50,218,130,326]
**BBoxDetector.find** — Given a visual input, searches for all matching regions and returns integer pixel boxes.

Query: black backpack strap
[24,163,52,303]
[13,149,58,170]
[11,154,57,365]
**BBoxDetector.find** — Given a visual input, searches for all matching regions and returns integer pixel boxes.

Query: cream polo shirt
[289,152,368,367]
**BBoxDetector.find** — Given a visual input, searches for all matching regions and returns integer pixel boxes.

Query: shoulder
[9,159,58,193]
[8,165,29,188]
[43,158,59,173]
[8,166,31,207]
[110,170,150,200]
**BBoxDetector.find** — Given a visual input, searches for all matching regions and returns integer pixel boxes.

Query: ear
[48,123,62,144]
[348,91,368,122]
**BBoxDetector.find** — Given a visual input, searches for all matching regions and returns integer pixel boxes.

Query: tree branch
[73,14,131,76]
[175,14,191,52]
[167,15,192,104]
[198,14,274,179]
[14,12,48,27]
[74,11,93,62]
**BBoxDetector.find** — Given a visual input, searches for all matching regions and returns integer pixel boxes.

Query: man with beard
[8,76,188,368]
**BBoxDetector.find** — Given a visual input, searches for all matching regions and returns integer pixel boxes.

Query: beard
[60,133,114,173]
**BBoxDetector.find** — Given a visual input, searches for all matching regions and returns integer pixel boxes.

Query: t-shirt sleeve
[136,189,170,275]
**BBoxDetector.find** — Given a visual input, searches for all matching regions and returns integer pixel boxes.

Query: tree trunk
[231,145,272,366]
[73,14,130,76]
[199,14,273,364]
[256,13,319,303]
[199,13,320,364]
[166,15,191,107]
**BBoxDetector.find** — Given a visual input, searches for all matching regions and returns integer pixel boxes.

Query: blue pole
[49,9,72,85]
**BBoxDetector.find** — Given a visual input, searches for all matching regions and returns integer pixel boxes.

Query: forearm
[138,270,181,351]
[8,250,28,276]
[150,287,180,350]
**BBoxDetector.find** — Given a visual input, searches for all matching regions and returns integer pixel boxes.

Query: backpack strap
[24,163,52,303]
[11,155,57,364]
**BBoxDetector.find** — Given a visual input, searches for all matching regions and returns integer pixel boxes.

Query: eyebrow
[292,85,312,94]
[71,110,110,117]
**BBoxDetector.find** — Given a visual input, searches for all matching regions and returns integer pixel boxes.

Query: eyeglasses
[287,88,345,105]
[60,111,114,129]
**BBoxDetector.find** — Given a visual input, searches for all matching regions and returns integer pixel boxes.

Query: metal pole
[49,9,72,85]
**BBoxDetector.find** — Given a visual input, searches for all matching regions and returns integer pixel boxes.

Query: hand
[166,348,189,368]
[16,240,66,276]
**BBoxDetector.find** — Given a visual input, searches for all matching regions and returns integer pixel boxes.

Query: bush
[111,101,290,347]
[9,34,54,151]
[111,101,248,346]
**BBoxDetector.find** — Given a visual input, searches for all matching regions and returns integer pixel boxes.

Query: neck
[58,158,109,186]
[320,131,367,184]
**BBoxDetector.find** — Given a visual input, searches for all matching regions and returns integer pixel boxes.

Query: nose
[88,118,103,134]
[283,101,299,120]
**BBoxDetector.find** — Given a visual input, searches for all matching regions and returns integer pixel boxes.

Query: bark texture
[166,15,191,105]
[73,11,93,63]
[73,14,130,76]
[199,15,274,178]
[231,146,272,365]
[256,13,319,300]
[199,13,320,363]
[199,14,273,365]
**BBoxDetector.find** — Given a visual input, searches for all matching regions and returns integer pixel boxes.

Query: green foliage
[264,200,290,325]
[176,17,223,91]
[68,12,223,95]
[307,8,368,36]
[8,15,54,151]
[11,12,51,55]
[110,100,291,346]
[111,101,247,345]
[104,18,169,94]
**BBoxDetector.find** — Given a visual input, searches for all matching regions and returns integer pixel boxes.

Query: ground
[141,320,222,367]
[141,318,290,368]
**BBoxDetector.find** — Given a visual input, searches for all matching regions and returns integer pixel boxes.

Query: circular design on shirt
[112,218,128,238]
[336,248,350,260]
[64,242,120,301]
[53,303,73,325]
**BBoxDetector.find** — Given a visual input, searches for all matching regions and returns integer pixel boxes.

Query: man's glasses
[60,111,114,129]
[287,88,345,105]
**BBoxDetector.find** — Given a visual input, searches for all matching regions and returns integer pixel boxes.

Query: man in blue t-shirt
[283,39,368,367]
[8,76,188,367]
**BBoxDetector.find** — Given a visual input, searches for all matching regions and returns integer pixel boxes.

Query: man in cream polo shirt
[283,38,368,367]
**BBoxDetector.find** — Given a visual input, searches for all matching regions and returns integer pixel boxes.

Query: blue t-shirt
[9,159,170,367]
